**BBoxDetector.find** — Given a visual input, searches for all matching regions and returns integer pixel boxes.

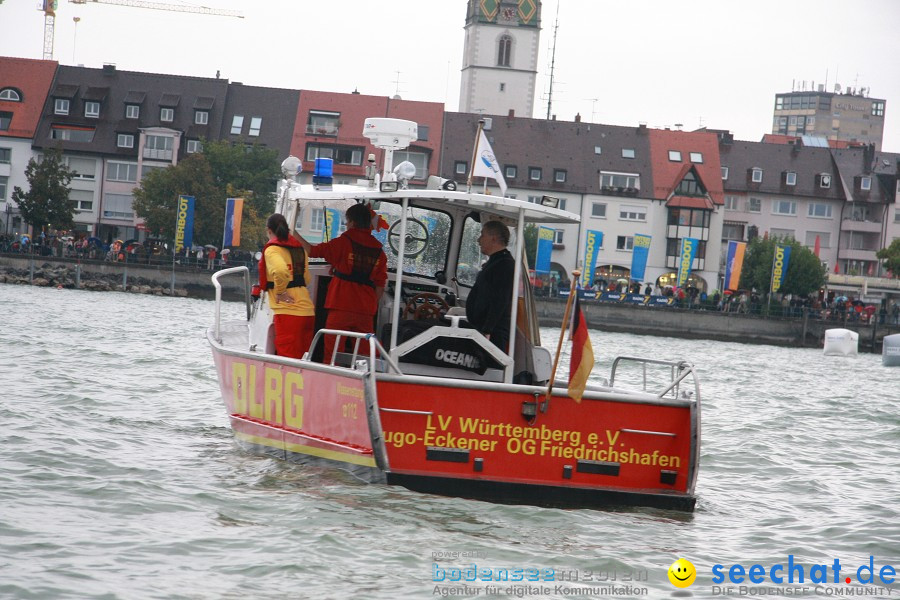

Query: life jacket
[331,238,380,289]
[258,237,306,291]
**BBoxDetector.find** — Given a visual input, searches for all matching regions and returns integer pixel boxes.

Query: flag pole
[466,119,485,193]
[544,269,579,410]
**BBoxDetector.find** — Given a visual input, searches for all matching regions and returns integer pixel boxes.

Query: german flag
[567,294,594,403]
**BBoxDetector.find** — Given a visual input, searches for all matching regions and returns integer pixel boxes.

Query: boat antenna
[545,1,560,120]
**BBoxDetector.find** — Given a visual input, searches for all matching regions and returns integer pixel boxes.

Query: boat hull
[210,334,698,512]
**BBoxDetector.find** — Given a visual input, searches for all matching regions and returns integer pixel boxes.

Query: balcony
[840,218,881,233]
[143,148,173,161]
[837,248,878,261]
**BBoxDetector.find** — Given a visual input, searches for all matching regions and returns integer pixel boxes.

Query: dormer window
[84,101,100,118]
[54,98,70,115]
[195,110,209,125]
[721,166,729,180]
[126,104,140,119]
[0,88,22,102]
[860,176,872,191]
[751,167,763,183]
[819,173,832,189]
[785,172,797,186]
[160,107,174,122]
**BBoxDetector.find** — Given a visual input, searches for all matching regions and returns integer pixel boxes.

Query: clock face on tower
[501,6,516,20]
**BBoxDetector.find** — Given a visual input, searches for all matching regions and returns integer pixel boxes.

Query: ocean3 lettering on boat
[434,348,481,370]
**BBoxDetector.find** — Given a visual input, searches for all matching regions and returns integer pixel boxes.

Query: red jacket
[309,228,387,315]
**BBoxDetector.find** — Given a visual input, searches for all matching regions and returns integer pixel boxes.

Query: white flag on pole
[471,129,508,196]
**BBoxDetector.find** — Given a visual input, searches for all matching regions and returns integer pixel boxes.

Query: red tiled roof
[647,129,725,205]
[666,196,715,210]
[0,57,58,139]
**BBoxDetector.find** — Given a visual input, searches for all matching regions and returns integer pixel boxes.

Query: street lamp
[4,203,10,235]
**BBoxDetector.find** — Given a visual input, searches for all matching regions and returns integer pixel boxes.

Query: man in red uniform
[294,203,387,361]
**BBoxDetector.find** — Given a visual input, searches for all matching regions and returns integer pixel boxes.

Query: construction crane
[40,0,243,60]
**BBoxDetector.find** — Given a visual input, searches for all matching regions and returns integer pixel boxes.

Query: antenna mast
[545,1,560,120]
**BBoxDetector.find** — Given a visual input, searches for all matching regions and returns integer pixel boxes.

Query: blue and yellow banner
[535,226,554,274]
[676,237,699,288]
[581,230,603,288]
[724,241,747,291]
[174,195,195,253]
[324,207,341,241]
[222,197,243,247]
[770,244,792,293]
[630,234,652,282]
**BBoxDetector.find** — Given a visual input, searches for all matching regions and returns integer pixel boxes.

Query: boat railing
[609,356,700,403]
[309,328,403,375]
[211,266,252,343]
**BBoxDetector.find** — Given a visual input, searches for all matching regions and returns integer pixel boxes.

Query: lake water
[1,284,897,599]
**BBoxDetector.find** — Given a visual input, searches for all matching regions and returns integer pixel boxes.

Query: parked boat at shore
[208,118,701,511]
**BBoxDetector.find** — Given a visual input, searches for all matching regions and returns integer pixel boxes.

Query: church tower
[459,0,542,118]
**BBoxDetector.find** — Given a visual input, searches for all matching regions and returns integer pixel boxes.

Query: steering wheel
[388,218,429,258]
[405,293,450,320]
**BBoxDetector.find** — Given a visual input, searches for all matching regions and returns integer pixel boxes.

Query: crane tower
[40,0,243,60]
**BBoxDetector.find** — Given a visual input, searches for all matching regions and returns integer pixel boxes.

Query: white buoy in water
[883,333,900,367]
[824,328,858,356]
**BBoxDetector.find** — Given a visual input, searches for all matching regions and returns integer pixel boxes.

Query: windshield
[456,215,518,287]
[373,202,451,279]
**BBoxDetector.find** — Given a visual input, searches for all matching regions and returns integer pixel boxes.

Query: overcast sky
[2,0,898,151]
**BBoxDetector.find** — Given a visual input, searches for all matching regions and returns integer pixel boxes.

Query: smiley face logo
[668,558,697,588]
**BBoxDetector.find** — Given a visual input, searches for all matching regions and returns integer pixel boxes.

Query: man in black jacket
[465,220,515,352]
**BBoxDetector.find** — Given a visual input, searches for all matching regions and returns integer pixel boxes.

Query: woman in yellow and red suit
[259,213,315,359]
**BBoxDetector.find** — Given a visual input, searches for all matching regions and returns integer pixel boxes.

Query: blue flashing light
[314,158,334,178]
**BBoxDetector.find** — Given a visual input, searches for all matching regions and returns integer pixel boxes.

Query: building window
[554,169,567,183]
[0,111,10,131]
[418,125,429,141]
[0,147,10,164]
[785,172,797,186]
[0,88,21,101]
[674,171,704,196]
[690,152,703,163]
[769,228,795,240]
[0,175,7,200]
[804,231,830,248]
[668,150,681,162]
[772,200,797,216]
[808,203,832,218]
[498,35,512,67]
[54,98,70,115]
[622,148,635,159]
[600,172,639,190]
[186,139,201,154]
[819,174,832,188]
[106,161,138,183]
[591,203,606,218]
[307,111,340,136]
[117,133,134,148]
[725,195,740,210]
[722,223,744,241]
[84,101,100,118]
[872,101,885,117]
[616,236,634,250]
[50,126,94,142]
[619,205,646,221]
[69,189,93,212]
[307,144,363,166]
[160,107,174,122]
[594,146,601,155]
[249,116,262,136]
[499,83,506,92]
[747,197,761,213]
[861,176,871,191]
[195,110,209,125]
[144,135,173,160]
[102,193,134,219]
[311,207,325,232]
[554,230,564,245]
[68,157,95,180]
[231,115,244,135]
[721,166,729,180]
[668,208,710,228]
[529,167,542,181]
[751,168,763,183]
[393,150,428,179]
[126,104,140,119]
[505,165,517,178]
[455,161,467,175]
